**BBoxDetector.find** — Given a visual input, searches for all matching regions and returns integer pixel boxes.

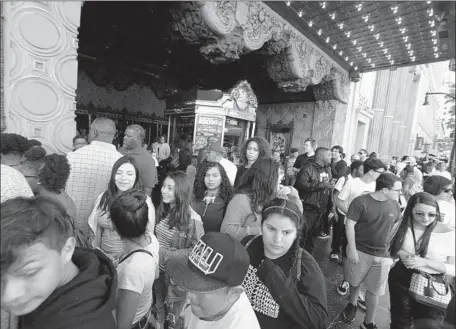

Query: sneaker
[337,280,349,296]
[357,292,366,311]
[360,321,378,329]
[330,252,340,262]
[342,303,357,323]
[318,232,330,239]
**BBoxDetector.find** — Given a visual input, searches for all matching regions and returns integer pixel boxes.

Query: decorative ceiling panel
[267,1,454,73]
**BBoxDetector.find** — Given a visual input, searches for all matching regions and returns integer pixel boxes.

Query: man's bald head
[88,118,116,143]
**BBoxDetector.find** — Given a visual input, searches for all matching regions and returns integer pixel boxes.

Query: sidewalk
[312,238,391,329]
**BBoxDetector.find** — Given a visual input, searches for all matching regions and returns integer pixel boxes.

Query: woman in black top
[193,161,233,232]
[241,198,328,329]
[234,136,271,188]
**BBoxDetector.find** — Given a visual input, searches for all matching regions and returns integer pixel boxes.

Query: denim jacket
[159,207,204,267]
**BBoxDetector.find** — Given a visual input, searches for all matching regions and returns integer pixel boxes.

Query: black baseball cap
[164,232,250,293]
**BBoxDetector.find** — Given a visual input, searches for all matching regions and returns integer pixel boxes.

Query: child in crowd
[1,196,117,329]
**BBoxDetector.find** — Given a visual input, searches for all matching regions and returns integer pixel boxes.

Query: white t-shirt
[337,177,376,215]
[180,292,260,329]
[219,158,237,187]
[334,174,352,192]
[432,170,452,180]
[401,227,455,276]
[117,236,160,325]
[438,200,455,230]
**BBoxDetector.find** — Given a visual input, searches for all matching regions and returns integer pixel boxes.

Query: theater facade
[1,1,453,155]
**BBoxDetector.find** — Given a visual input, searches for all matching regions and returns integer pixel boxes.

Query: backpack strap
[244,235,259,248]
[119,249,154,264]
[295,248,303,281]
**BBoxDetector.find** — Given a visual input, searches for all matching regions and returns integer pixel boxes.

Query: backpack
[244,235,303,281]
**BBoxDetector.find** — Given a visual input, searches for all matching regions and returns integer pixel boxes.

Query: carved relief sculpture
[229,80,258,114]
[171,1,349,103]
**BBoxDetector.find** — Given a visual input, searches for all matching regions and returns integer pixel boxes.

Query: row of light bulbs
[286,1,440,70]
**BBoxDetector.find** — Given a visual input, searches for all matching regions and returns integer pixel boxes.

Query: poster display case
[165,81,258,158]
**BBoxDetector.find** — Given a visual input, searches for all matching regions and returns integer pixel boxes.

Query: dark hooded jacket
[294,161,332,212]
[19,248,117,329]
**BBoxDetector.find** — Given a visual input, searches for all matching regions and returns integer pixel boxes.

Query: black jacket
[242,236,328,329]
[294,161,332,211]
[19,248,117,329]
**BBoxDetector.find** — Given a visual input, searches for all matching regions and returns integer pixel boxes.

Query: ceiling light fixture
[379,41,384,47]
[396,17,403,24]
[383,48,388,54]
[330,13,336,20]
[345,56,349,61]
[371,63,376,68]
[345,31,351,38]
[362,53,367,58]
[355,4,362,11]
[390,60,395,65]
[350,61,353,65]
[333,44,337,49]
[375,34,380,40]
[431,30,436,36]
[428,9,434,17]
[354,66,358,70]
[432,38,438,44]
[339,50,343,56]
[433,46,438,52]
[369,25,375,32]
[318,29,322,35]
[363,15,370,22]
[321,2,326,9]
[352,40,357,45]
[367,58,372,63]
[391,6,399,14]
[403,36,409,42]
[427,1,431,3]
[400,28,406,34]
[326,37,330,43]
[387,54,391,59]
[357,46,362,52]
[338,22,344,29]
[411,56,416,61]
[430,21,435,27]
[434,53,439,58]
[286,1,291,6]
[409,50,414,56]
[298,11,303,17]
[308,20,313,27]
[406,43,411,49]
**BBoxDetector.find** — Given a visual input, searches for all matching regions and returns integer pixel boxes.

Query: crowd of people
[0,118,455,329]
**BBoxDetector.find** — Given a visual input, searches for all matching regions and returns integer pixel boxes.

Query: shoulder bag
[408,228,453,310]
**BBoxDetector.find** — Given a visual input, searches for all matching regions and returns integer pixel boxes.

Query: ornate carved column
[366,71,389,152]
[367,109,385,152]
[3,2,81,153]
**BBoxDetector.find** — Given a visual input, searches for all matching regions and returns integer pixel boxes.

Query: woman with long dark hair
[154,170,204,329]
[111,190,159,329]
[233,136,271,187]
[389,192,455,328]
[241,198,328,329]
[221,157,287,241]
[88,156,155,265]
[193,161,233,232]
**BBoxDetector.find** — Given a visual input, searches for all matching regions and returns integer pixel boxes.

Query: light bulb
[339,50,343,56]
[390,60,395,65]
[333,44,337,49]
[308,20,313,27]
[326,37,330,43]
[367,58,371,63]
[286,1,291,6]
[431,30,436,36]
[433,46,438,52]
[372,63,376,68]
[375,34,380,40]
[352,40,357,45]
[318,29,322,35]
[345,56,349,61]
[362,53,367,58]
[298,11,303,17]
[354,66,358,70]
[357,46,362,52]
[346,31,351,38]
[434,53,439,58]
[387,54,391,59]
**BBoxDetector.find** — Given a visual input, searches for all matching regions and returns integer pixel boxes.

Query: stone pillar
[2,2,81,153]
[400,73,421,156]
[378,69,402,158]
[313,100,348,148]
[367,70,389,152]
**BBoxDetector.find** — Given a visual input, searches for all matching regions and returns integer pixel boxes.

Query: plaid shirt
[66,141,122,236]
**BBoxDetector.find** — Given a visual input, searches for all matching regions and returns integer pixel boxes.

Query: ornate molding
[171,1,349,103]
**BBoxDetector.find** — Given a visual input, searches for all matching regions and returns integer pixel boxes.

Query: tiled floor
[312,237,391,329]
